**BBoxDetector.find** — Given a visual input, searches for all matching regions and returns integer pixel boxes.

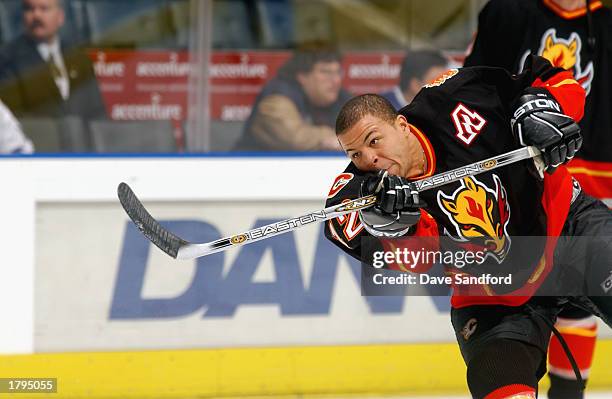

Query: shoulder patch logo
[451,103,487,146]
[424,68,458,88]
[332,201,364,242]
[328,173,354,198]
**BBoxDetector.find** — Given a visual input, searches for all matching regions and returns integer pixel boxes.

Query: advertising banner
[90,50,406,122]
[35,200,453,352]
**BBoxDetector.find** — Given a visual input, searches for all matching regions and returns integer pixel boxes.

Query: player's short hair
[336,94,398,136]
[399,50,447,91]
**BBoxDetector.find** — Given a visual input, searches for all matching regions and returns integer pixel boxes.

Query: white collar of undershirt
[36,37,61,62]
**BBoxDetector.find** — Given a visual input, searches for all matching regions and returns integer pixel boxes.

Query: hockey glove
[359,170,425,237]
[511,88,582,173]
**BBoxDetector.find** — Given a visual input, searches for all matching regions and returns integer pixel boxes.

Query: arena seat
[210,120,244,152]
[19,117,62,153]
[90,120,177,153]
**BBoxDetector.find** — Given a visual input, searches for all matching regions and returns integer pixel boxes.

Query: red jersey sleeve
[532,69,586,122]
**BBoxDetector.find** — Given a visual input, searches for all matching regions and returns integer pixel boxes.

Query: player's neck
[549,0,587,11]
[405,129,428,179]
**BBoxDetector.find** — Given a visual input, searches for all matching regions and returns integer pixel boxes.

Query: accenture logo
[348,56,400,79]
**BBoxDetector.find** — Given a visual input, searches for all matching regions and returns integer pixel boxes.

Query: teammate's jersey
[464,0,612,205]
[324,55,584,309]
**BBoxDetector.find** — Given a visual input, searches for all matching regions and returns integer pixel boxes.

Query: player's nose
[363,150,378,169]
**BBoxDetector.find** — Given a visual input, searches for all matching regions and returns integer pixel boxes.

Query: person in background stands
[380,50,449,110]
[464,1,612,397]
[0,99,33,154]
[233,48,352,151]
[0,0,105,121]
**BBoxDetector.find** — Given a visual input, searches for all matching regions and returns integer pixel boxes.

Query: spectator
[0,0,105,121]
[0,99,33,154]
[464,1,612,398]
[233,49,351,151]
[380,50,449,110]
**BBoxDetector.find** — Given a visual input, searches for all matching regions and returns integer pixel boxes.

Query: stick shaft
[176,146,539,259]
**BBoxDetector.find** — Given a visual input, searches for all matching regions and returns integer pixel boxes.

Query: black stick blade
[117,182,188,258]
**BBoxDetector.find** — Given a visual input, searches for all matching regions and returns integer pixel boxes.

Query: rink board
[1,158,612,397]
[2,341,612,398]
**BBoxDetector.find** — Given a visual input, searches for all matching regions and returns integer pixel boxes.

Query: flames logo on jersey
[520,28,594,94]
[437,175,511,263]
[541,30,578,70]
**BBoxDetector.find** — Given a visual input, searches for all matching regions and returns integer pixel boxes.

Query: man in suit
[0,0,105,120]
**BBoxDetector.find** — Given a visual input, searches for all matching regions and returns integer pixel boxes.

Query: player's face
[297,61,343,107]
[339,114,414,177]
[23,0,64,43]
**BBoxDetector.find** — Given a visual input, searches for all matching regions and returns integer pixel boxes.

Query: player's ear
[395,114,409,133]
[57,4,66,26]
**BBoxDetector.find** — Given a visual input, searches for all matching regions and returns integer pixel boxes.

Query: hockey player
[464,1,612,396]
[324,55,612,399]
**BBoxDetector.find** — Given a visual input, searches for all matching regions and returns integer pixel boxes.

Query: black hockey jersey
[465,0,612,202]
[324,55,584,308]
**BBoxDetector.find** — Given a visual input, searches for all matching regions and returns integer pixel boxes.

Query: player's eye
[370,137,380,146]
[351,152,360,160]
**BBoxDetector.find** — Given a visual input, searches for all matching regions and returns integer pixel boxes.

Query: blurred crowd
[0,0,463,154]
[0,0,609,167]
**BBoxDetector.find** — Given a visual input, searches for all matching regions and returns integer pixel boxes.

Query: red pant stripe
[484,384,536,399]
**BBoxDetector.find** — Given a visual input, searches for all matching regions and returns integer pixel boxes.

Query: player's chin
[385,164,400,176]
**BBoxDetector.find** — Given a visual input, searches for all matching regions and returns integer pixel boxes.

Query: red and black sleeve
[324,163,440,271]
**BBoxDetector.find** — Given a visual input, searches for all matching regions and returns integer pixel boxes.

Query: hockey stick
[118,145,542,260]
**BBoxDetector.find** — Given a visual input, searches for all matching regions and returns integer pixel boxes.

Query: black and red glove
[511,88,582,173]
[358,171,425,237]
